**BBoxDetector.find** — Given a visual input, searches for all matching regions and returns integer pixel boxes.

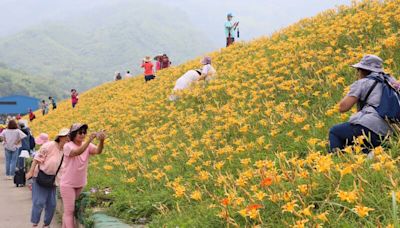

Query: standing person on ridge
[328,55,398,154]
[114,72,122,81]
[49,97,57,110]
[71,89,79,108]
[155,54,163,72]
[160,54,171,70]
[124,70,132,79]
[225,13,239,47]
[141,56,155,82]
[40,100,49,116]
[60,123,106,228]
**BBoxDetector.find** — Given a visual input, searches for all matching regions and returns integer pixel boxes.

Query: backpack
[29,134,36,150]
[364,74,400,123]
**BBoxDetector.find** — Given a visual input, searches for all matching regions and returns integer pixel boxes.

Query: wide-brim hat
[143,56,152,62]
[70,123,88,133]
[351,54,384,73]
[154,54,163,60]
[35,133,49,145]
[55,128,70,141]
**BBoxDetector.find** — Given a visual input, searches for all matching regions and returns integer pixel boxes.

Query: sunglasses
[77,129,87,135]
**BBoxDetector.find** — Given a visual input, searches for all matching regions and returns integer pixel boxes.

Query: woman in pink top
[26,128,70,228]
[60,123,106,228]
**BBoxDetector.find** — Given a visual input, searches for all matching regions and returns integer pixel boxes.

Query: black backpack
[29,134,36,150]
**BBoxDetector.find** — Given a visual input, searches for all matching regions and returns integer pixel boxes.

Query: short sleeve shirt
[142,62,154,76]
[225,21,234,38]
[0,129,27,151]
[60,141,97,188]
[347,73,395,135]
[33,141,64,185]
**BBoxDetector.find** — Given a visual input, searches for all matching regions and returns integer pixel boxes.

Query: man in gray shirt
[329,54,397,153]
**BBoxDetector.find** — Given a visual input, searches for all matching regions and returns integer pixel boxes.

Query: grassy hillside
[0,1,215,95]
[0,64,62,98]
[29,0,400,227]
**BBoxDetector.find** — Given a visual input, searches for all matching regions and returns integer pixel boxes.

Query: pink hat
[35,133,49,145]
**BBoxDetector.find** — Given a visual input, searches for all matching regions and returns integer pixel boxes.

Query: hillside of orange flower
[28,0,400,227]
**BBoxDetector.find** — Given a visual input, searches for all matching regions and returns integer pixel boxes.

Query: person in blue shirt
[225,13,239,47]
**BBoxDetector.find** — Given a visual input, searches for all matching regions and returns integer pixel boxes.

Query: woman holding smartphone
[60,123,106,228]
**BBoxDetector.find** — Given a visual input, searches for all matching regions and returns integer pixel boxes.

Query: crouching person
[329,55,396,153]
[26,128,70,228]
[169,56,216,101]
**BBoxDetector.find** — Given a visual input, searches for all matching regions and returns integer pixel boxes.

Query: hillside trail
[0,144,61,228]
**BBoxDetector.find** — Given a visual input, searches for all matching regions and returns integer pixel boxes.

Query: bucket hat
[70,123,88,133]
[55,128,70,141]
[143,56,152,62]
[35,133,49,145]
[201,56,212,65]
[352,54,384,73]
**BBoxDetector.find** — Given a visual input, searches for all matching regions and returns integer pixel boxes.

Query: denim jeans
[4,149,18,176]
[329,122,382,153]
[17,148,25,169]
[31,178,57,225]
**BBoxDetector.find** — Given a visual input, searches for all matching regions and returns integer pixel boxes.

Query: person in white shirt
[125,70,132,79]
[0,119,27,179]
[169,56,216,101]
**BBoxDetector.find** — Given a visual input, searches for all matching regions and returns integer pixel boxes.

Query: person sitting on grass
[328,54,397,153]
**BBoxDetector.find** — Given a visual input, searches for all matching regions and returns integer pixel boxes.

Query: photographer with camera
[225,13,239,47]
[59,123,106,228]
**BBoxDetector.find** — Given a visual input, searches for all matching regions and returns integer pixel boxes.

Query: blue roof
[0,95,40,115]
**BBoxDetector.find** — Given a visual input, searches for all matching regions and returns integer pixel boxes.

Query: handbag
[36,155,64,188]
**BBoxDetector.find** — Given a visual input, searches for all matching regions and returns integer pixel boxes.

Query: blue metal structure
[0,95,40,115]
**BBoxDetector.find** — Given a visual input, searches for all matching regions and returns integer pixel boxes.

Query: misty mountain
[0,0,215,96]
[0,63,61,98]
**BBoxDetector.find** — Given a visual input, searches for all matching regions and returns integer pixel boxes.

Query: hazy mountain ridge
[0,64,61,98]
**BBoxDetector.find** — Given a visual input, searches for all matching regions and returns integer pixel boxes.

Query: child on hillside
[141,56,155,82]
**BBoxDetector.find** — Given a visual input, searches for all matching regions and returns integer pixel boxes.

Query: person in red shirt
[29,109,36,122]
[141,56,155,82]
[71,89,79,108]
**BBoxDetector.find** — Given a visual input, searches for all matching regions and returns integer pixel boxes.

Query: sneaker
[7,176,13,180]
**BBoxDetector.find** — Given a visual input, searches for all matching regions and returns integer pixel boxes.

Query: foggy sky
[0,0,351,44]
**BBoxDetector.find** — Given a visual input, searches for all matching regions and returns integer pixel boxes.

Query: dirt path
[0,144,61,228]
